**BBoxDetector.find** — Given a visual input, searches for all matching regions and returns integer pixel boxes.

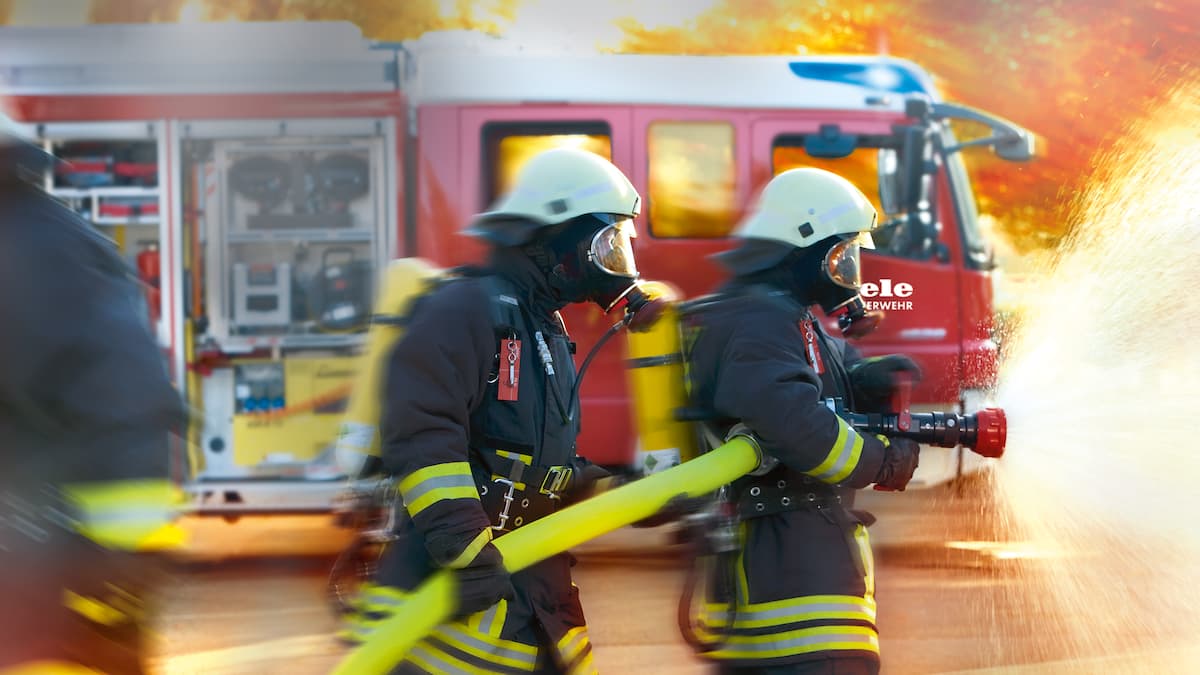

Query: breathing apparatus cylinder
[334,258,443,478]
[624,281,701,475]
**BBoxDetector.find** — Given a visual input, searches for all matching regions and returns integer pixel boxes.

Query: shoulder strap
[476,274,522,340]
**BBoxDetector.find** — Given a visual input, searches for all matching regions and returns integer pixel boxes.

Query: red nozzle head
[972,407,1007,458]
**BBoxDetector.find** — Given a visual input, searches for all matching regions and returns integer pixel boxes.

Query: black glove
[849,355,923,412]
[451,541,515,618]
[561,456,619,507]
[873,436,920,491]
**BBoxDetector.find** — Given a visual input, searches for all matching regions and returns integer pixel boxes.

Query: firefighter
[681,167,921,675]
[342,147,645,674]
[0,115,187,674]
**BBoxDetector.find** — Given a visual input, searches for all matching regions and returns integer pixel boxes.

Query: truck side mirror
[876,148,901,216]
[921,99,1038,163]
[993,130,1036,162]
[804,124,858,159]
[899,126,929,211]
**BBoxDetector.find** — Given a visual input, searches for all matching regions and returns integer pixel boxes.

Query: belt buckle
[539,466,572,499]
[490,478,517,532]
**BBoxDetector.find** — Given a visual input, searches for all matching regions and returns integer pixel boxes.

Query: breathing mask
[545,214,644,312]
[776,232,881,338]
[819,233,882,338]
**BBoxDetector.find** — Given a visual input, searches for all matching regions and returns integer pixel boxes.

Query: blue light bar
[788,62,931,95]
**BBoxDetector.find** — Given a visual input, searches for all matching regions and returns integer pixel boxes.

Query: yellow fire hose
[332,434,763,675]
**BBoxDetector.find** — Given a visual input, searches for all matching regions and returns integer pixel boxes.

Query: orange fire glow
[20,0,1200,252]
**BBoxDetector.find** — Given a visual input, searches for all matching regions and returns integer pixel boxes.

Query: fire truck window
[773,142,915,259]
[488,132,612,203]
[647,122,737,238]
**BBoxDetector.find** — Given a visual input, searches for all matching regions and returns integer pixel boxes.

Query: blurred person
[0,114,187,675]
[680,168,921,675]
[342,148,648,674]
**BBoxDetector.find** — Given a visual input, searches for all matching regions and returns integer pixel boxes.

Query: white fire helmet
[715,167,877,279]
[466,147,641,246]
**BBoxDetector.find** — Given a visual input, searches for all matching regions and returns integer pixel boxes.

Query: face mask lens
[590,218,638,277]
[825,236,864,289]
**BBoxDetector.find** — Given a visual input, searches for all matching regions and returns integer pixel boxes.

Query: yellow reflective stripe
[706,594,877,616]
[708,625,880,660]
[490,474,527,491]
[448,528,493,569]
[340,583,408,644]
[473,599,508,637]
[495,450,532,465]
[808,419,864,484]
[336,622,369,645]
[736,522,750,604]
[556,626,592,666]
[567,648,598,675]
[62,590,130,627]
[856,524,875,598]
[702,594,877,629]
[338,611,382,644]
[433,624,539,670]
[62,479,185,551]
[399,462,479,516]
[357,582,408,614]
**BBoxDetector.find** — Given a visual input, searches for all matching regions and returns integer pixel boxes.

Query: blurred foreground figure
[341,148,650,673]
[0,116,186,675]
[680,168,921,675]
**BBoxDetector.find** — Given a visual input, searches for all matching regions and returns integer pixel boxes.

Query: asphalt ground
[147,480,1190,674]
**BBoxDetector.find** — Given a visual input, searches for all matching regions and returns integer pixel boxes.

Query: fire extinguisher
[136,241,161,324]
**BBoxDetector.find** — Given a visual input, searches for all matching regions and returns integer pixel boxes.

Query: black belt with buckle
[735,477,843,520]
[474,451,574,532]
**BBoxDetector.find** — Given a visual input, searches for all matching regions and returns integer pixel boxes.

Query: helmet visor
[589,216,639,277]
[824,232,874,289]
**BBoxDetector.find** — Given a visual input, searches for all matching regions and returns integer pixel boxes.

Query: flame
[17,0,1192,254]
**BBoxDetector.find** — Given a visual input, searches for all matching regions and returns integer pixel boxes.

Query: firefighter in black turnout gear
[0,115,186,674]
[681,168,921,675]
[344,148,646,674]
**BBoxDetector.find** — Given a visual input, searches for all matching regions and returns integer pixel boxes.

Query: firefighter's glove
[451,541,515,619]
[872,436,920,491]
[561,457,619,507]
[849,355,922,413]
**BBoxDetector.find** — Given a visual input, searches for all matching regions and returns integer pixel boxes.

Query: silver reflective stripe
[479,603,501,635]
[362,592,404,610]
[409,644,477,675]
[707,601,874,627]
[812,427,860,482]
[83,506,174,529]
[402,473,476,505]
[437,625,539,669]
[722,630,878,655]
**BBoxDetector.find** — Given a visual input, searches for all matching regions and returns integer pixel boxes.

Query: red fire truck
[0,22,1033,513]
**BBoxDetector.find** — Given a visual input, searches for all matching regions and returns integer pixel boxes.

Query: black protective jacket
[683,282,887,669]
[365,250,596,674]
[0,179,184,673]
[0,182,183,488]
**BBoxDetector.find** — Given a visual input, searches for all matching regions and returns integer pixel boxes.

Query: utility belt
[473,449,574,533]
[732,473,875,581]
[734,474,848,521]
